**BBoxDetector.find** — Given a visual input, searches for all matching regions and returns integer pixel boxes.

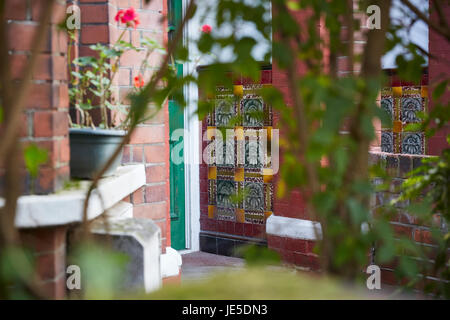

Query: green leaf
[0,105,3,123]
[23,144,48,178]
[432,80,448,100]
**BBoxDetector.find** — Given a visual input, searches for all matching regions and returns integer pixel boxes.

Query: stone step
[90,217,162,293]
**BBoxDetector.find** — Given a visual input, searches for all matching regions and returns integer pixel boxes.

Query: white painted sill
[0,164,145,228]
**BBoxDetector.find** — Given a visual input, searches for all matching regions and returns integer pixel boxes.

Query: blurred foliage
[392,141,450,298]
[68,241,129,300]
[23,144,48,179]
[0,246,35,299]
[1,0,448,300]
[235,245,281,267]
[143,268,367,300]
[23,143,48,194]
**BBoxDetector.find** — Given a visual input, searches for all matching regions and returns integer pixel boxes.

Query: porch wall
[74,0,171,252]
[0,0,173,298]
[1,0,70,195]
[267,0,449,276]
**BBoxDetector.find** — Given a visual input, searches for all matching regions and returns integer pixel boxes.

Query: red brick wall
[2,0,70,195]
[19,226,68,299]
[74,0,171,251]
[368,151,443,286]
[270,9,320,222]
[0,0,170,299]
[428,0,450,155]
[107,0,172,251]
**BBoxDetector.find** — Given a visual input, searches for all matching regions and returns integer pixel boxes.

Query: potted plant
[68,7,164,179]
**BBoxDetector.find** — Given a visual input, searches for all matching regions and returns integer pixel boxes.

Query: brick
[267,235,282,249]
[144,144,166,163]
[414,229,433,244]
[27,83,53,109]
[118,68,131,86]
[131,186,145,205]
[155,219,168,240]
[80,4,109,24]
[20,226,67,254]
[7,23,39,51]
[35,166,57,193]
[51,26,68,54]
[145,165,166,183]
[4,0,27,20]
[31,0,66,24]
[122,145,131,163]
[52,55,68,81]
[81,25,109,44]
[40,274,66,299]
[35,248,65,280]
[285,237,307,253]
[145,184,167,202]
[33,111,68,137]
[132,145,143,163]
[54,84,69,109]
[134,202,167,220]
[130,125,165,144]
[59,138,70,164]
[392,224,413,239]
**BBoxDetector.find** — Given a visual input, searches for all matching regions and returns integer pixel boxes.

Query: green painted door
[168,0,185,250]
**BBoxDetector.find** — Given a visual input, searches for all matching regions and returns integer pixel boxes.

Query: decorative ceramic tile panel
[207,83,273,224]
[380,85,427,154]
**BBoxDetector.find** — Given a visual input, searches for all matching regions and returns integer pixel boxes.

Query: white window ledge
[266,215,323,241]
[0,165,145,228]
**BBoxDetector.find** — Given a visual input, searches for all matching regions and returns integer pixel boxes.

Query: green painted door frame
[168,0,186,250]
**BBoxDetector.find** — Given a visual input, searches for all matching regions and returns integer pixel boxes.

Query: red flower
[115,7,140,29]
[115,9,125,22]
[134,74,144,88]
[201,24,212,34]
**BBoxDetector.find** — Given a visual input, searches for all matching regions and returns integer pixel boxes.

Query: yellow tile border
[392,86,402,97]
[233,85,243,97]
[208,166,217,180]
[236,209,245,223]
[265,126,273,142]
[208,205,215,219]
[393,120,402,133]
[234,168,244,182]
[263,168,273,183]
[421,86,428,98]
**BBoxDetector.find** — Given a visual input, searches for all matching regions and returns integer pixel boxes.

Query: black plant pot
[69,128,127,179]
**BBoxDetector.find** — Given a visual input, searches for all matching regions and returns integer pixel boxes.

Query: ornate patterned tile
[381,97,394,124]
[401,97,423,123]
[401,132,424,155]
[215,97,236,127]
[206,74,274,225]
[216,180,237,209]
[381,131,394,153]
[243,181,264,212]
[380,83,426,155]
[242,98,264,127]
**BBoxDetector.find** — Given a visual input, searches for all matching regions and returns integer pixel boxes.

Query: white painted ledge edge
[266,215,323,241]
[0,164,145,228]
[160,247,183,278]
